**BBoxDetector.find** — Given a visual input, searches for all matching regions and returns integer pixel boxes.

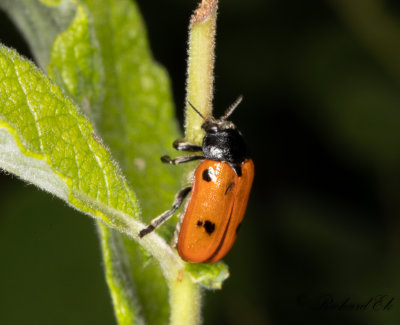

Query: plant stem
[138,225,201,325]
[168,273,202,325]
[185,0,218,145]
[165,1,219,324]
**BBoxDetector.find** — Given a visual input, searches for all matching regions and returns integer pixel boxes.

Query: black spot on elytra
[202,168,212,182]
[195,219,215,235]
[204,220,215,235]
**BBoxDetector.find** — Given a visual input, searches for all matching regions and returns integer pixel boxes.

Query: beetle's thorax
[201,118,248,175]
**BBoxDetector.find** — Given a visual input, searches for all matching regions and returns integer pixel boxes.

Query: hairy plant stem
[168,1,219,324]
[185,0,218,145]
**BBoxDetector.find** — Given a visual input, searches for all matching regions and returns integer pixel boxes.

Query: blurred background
[1,0,400,324]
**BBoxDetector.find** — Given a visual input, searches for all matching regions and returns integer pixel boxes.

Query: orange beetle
[139,96,254,263]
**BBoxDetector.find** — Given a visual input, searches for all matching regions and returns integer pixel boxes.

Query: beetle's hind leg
[173,139,202,152]
[139,186,192,238]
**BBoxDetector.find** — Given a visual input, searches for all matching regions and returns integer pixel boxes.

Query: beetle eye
[202,121,218,133]
[209,126,218,133]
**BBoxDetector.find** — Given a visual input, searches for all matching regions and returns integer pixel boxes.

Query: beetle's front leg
[161,155,204,165]
[173,139,202,152]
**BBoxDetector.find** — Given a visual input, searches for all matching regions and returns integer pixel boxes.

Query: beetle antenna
[222,95,243,120]
[188,101,206,120]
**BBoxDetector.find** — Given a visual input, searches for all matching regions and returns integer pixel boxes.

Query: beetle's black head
[201,117,236,134]
[189,96,249,175]
[195,95,243,134]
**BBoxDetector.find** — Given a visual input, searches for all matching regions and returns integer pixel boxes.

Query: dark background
[1,0,400,324]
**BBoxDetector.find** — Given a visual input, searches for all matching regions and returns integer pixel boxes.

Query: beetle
[139,96,254,263]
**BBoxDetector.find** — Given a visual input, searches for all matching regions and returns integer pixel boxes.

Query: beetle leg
[139,186,192,238]
[161,155,204,165]
[173,139,202,152]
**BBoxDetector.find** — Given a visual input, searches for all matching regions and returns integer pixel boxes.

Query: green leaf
[0,0,76,69]
[98,223,145,325]
[186,262,230,290]
[80,0,182,234]
[0,44,140,229]
[48,3,102,117]
[0,41,186,325]
[41,1,183,323]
